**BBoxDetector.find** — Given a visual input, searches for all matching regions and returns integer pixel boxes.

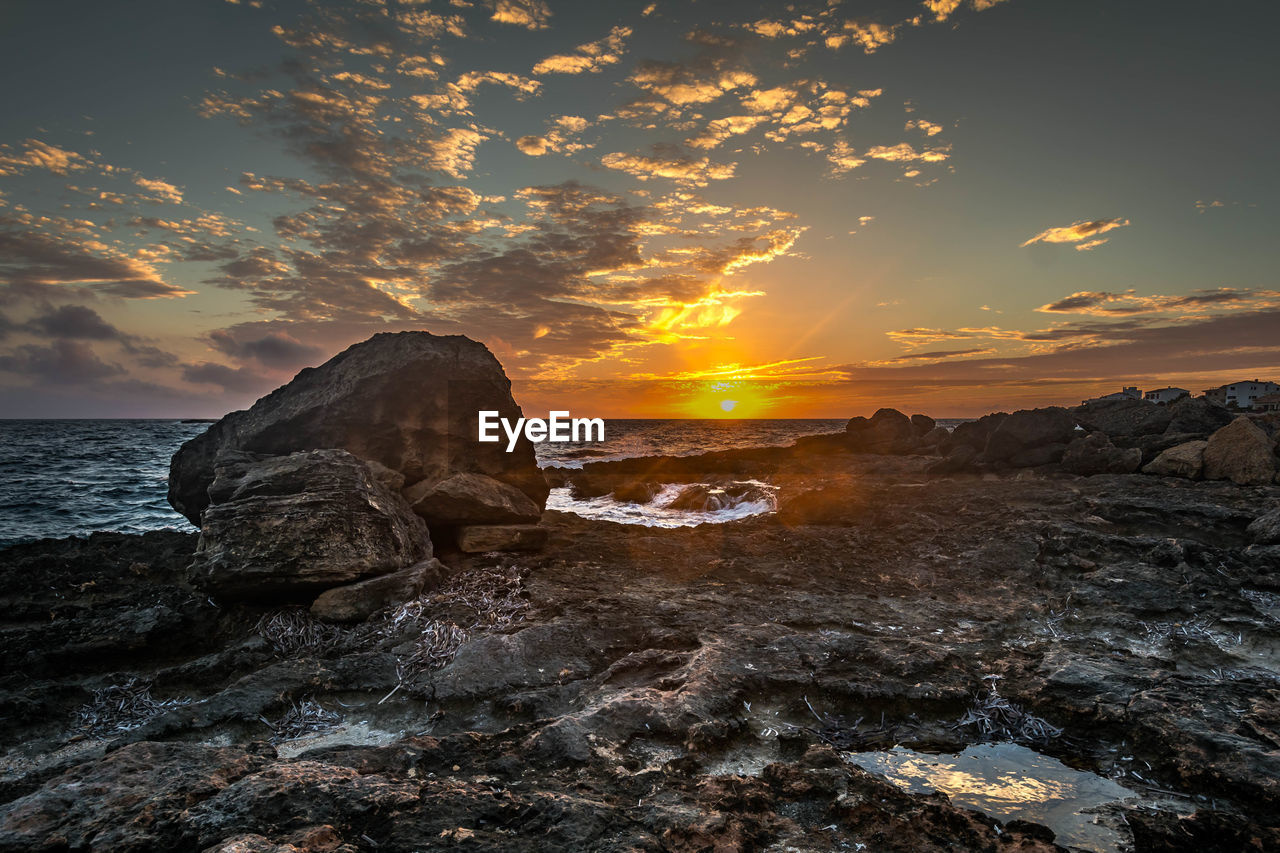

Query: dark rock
[1061,431,1143,476]
[1006,442,1067,469]
[568,474,612,500]
[910,414,936,436]
[1117,431,1207,465]
[169,331,547,527]
[983,407,1077,464]
[926,443,979,476]
[1142,440,1208,479]
[938,412,1006,455]
[403,472,541,524]
[1202,417,1278,486]
[1165,396,1233,436]
[190,450,430,600]
[310,558,446,622]
[1247,508,1280,545]
[611,481,663,504]
[667,484,720,511]
[919,426,949,449]
[846,408,919,454]
[0,741,273,851]
[1073,397,1170,437]
[456,524,548,552]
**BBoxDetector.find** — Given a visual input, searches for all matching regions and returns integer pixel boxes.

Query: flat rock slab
[310,558,446,622]
[404,472,541,524]
[456,524,548,552]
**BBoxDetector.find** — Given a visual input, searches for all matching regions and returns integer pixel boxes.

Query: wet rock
[1202,417,1278,485]
[982,407,1077,464]
[309,558,445,623]
[1165,396,1233,436]
[1142,440,1208,479]
[846,408,919,454]
[668,483,728,511]
[169,331,547,527]
[190,450,430,600]
[403,472,541,525]
[1073,397,1171,437]
[455,524,548,552]
[568,474,612,500]
[610,481,662,504]
[1061,431,1143,476]
[1248,508,1280,545]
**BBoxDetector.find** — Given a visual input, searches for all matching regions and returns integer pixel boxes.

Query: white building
[1143,386,1189,404]
[1203,379,1280,409]
[1081,386,1143,405]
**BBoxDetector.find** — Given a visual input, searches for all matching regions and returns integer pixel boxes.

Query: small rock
[610,481,662,504]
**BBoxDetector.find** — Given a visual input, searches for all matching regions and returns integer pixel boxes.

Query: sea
[0,418,961,545]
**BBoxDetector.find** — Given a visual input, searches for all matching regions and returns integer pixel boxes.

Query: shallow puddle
[844,743,1135,852]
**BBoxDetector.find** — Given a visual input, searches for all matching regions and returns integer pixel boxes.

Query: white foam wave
[545,481,777,527]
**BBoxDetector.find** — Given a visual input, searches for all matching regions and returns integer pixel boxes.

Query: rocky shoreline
[2,332,1279,851]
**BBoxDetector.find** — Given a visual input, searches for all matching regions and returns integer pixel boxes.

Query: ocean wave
[546,480,778,527]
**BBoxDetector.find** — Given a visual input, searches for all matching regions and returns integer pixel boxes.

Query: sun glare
[720,399,738,412]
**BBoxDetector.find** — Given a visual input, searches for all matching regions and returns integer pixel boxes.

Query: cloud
[133,176,184,204]
[865,142,950,163]
[601,149,737,186]
[533,25,631,75]
[889,347,992,361]
[207,328,324,369]
[27,304,124,340]
[0,340,125,384]
[0,139,92,176]
[181,361,278,393]
[1037,288,1280,316]
[1021,217,1130,249]
[487,0,551,29]
[686,115,768,149]
[0,222,194,298]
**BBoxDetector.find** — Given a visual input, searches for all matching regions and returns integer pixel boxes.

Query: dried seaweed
[956,676,1062,742]
[255,606,352,657]
[262,697,342,742]
[75,678,192,736]
[1141,616,1242,650]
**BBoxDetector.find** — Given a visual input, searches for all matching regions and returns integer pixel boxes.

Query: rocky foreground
[2,450,1279,851]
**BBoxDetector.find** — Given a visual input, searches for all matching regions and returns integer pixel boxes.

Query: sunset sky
[1,0,1276,418]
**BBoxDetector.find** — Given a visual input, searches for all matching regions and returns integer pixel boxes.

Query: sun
[720,399,738,413]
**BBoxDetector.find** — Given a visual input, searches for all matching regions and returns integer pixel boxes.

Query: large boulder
[1073,398,1170,438]
[403,472,541,524]
[1165,396,1233,437]
[1142,440,1208,479]
[190,450,431,599]
[1202,417,1278,486]
[983,407,1077,465]
[169,331,547,527]
[1061,431,1142,476]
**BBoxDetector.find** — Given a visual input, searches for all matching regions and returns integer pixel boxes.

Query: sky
[0,0,1276,419]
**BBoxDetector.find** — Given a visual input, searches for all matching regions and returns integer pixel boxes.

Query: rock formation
[1202,417,1278,486]
[981,407,1077,465]
[169,331,548,527]
[189,450,431,600]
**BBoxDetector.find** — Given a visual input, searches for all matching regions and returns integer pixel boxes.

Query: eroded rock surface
[4,454,1280,851]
